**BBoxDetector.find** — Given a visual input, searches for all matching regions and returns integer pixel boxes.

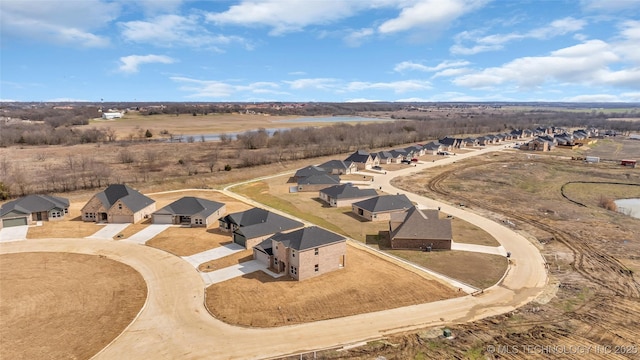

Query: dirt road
[0,144,549,359]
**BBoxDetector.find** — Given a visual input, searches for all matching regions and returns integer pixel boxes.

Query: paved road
[0,143,548,359]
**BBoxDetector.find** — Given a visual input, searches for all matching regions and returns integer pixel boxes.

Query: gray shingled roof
[391,207,452,240]
[1,195,69,217]
[225,208,303,239]
[270,226,345,251]
[297,174,340,185]
[352,194,413,213]
[319,183,377,200]
[344,150,370,163]
[294,165,326,178]
[153,197,224,218]
[254,238,273,255]
[95,184,155,212]
[318,159,353,172]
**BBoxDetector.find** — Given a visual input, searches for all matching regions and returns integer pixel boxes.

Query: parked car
[372,165,382,170]
[401,159,411,164]
[411,158,418,162]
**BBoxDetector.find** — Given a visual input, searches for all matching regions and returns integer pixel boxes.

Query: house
[297,174,341,192]
[373,151,394,164]
[81,184,156,223]
[0,195,70,228]
[439,137,463,148]
[293,165,326,182]
[351,194,413,221]
[101,112,123,119]
[253,226,346,280]
[317,160,357,175]
[219,208,304,248]
[462,137,479,147]
[152,197,226,227]
[344,150,375,170]
[318,183,378,207]
[422,142,442,155]
[521,137,555,151]
[389,206,452,250]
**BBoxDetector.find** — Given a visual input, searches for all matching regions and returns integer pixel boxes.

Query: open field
[85,112,391,139]
[0,252,146,360]
[205,244,462,327]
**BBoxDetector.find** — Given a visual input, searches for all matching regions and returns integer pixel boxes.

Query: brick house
[253,226,346,280]
[81,184,156,223]
[0,194,70,228]
[152,197,225,227]
[351,194,413,221]
[389,207,452,250]
[219,208,304,249]
[317,160,357,175]
[344,150,376,170]
[318,183,378,207]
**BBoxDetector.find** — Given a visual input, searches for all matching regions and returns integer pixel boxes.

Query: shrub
[598,195,617,211]
[224,164,232,171]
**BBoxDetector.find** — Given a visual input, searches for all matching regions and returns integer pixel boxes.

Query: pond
[615,198,640,219]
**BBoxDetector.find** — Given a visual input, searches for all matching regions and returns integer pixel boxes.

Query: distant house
[351,194,413,221]
[297,174,340,192]
[219,208,304,248]
[317,160,357,175]
[389,206,452,250]
[345,150,375,170]
[318,183,378,207]
[253,226,346,280]
[422,142,442,155]
[152,197,225,227]
[374,151,394,164]
[81,184,156,223]
[462,137,478,147]
[439,137,463,148]
[0,195,70,228]
[101,112,123,119]
[521,137,555,151]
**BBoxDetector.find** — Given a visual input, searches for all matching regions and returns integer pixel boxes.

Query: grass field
[205,244,461,327]
[0,252,146,360]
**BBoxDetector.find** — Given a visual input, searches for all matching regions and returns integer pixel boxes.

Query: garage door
[152,214,173,224]
[2,217,28,227]
[233,233,246,247]
[112,215,133,223]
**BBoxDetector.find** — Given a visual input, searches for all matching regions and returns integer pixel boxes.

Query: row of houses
[520,128,597,152]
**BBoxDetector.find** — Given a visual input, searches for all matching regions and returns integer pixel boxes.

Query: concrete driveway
[199,260,283,285]
[0,225,28,242]
[451,241,507,256]
[182,243,244,267]
[125,224,172,244]
[85,223,130,240]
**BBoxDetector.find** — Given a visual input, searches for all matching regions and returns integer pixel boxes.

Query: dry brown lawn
[145,227,232,256]
[205,245,461,327]
[27,200,101,239]
[0,252,146,360]
[450,217,499,246]
[198,249,253,272]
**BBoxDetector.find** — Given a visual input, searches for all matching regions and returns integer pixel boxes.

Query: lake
[615,198,640,219]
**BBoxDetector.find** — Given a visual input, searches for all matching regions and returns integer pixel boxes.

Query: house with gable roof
[351,194,413,221]
[297,174,341,192]
[318,183,378,207]
[317,159,357,175]
[344,150,376,170]
[219,207,304,248]
[81,184,155,223]
[152,197,225,227]
[1,194,70,228]
[253,226,346,280]
[389,206,452,250]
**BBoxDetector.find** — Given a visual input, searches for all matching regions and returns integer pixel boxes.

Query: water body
[615,198,640,219]
[168,116,389,142]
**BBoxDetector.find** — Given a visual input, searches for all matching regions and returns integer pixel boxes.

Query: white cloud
[346,80,431,93]
[284,78,341,90]
[432,67,472,78]
[344,28,374,47]
[206,0,358,35]
[46,98,91,102]
[134,0,184,15]
[563,94,621,102]
[345,98,384,103]
[394,60,470,72]
[453,39,640,90]
[378,0,488,34]
[621,92,640,101]
[451,17,587,55]
[118,55,176,73]
[0,0,117,47]
[171,77,288,98]
[119,14,247,49]
[581,0,640,12]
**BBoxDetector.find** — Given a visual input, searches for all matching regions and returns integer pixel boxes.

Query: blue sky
[1,0,639,103]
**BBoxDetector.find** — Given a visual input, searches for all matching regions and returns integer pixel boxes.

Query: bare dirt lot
[205,244,462,327]
[0,252,146,360]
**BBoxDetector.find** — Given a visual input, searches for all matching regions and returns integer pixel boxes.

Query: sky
[1,0,640,103]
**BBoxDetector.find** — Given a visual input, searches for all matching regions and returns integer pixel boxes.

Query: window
[290,266,297,275]
[314,248,319,255]
[292,250,295,258]
[194,219,203,225]
[118,203,122,210]
[274,259,278,266]
[64,208,68,214]
[315,264,319,272]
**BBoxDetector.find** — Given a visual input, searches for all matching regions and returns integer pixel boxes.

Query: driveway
[0,225,28,242]
[199,260,284,285]
[85,224,130,240]
[124,224,172,244]
[181,243,244,267]
[451,241,507,256]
